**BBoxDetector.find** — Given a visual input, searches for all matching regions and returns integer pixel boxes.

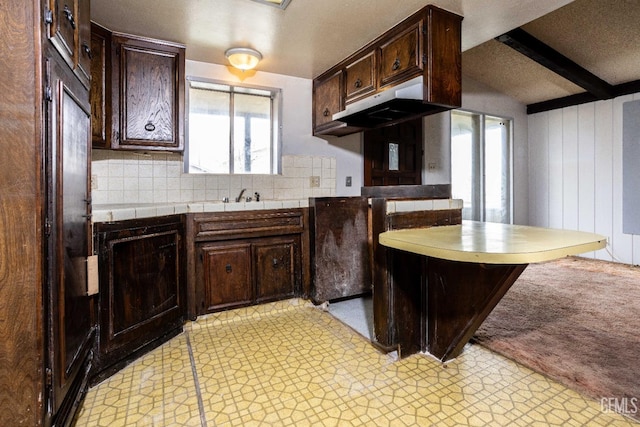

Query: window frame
[185,76,282,175]
[450,109,514,224]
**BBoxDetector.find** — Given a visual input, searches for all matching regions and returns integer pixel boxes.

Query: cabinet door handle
[82,42,92,59]
[144,122,156,132]
[63,5,76,30]
[354,78,362,88]
[392,58,401,71]
[323,108,330,117]
[272,258,279,268]
[225,264,232,273]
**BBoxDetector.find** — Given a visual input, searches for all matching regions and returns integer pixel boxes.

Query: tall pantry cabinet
[0,0,95,426]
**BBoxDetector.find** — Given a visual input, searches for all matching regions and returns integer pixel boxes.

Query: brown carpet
[474,256,640,420]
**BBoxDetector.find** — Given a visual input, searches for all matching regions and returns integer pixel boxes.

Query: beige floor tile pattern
[75,299,639,426]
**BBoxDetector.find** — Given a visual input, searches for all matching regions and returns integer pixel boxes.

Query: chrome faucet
[235,188,247,202]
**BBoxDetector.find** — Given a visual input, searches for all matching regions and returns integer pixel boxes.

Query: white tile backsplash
[92,152,336,205]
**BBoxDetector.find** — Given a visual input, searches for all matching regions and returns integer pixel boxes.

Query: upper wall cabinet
[312,5,462,137]
[47,0,92,88]
[90,27,185,152]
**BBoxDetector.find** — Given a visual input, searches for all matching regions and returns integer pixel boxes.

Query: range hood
[332,76,450,128]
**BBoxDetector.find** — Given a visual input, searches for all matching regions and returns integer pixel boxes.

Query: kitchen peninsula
[379,221,607,361]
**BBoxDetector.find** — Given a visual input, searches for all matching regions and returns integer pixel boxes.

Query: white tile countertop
[92,198,463,223]
[92,199,311,223]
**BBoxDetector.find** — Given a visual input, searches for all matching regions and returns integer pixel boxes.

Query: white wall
[461,75,529,225]
[527,92,640,265]
[186,60,363,196]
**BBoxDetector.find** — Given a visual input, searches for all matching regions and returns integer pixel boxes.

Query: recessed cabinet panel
[76,0,91,84]
[345,52,376,103]
[379,21,423,89]
[49,0,77,67]
[90,23,110,148]
[201,243,253,312]
[255,238,296,302]
[313,71,342,131]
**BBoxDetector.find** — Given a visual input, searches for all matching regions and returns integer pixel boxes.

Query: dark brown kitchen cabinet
[188,209,309,318]
[255,237,297,302]
[94,215,186,382]
[313,71,364,137]
[379,21,423,89]
[110,33,185,151]
[199,243,253,312]
[312,5,461,137]
[47,0,91,88]
[345,51,376,103]
[90,22,111,148]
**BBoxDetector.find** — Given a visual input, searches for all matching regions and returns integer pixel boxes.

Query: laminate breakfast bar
[378,221,607,362]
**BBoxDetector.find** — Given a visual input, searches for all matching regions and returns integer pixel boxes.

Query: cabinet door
[97,217,185,368]
[90,23,110,148]
[75,0,91,86]
[48,0,78,69]
[254,237,298,302]
[45,56,94,420]
[200,243,253,312]
[313,71,343,132]
[112,35,185,151]
[379,21,423,89]
[345,52,376,104]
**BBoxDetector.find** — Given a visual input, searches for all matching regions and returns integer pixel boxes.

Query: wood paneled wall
[528,92,640,265]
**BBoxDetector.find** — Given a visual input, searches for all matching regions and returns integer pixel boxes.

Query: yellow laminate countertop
[378,221,607,264]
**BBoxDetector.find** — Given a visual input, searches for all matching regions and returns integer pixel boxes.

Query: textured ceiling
[463,0,640,105]
[90,0,639,106]
[90,0,572,80]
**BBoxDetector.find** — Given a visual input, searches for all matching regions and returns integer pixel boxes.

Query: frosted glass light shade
[225,48,262,70]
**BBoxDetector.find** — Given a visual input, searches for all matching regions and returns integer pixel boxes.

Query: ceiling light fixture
[225,47,262,71]
[250,0,292,10]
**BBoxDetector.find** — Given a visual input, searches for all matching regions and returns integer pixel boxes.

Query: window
[451,110,512,223]
[186,78,281,174]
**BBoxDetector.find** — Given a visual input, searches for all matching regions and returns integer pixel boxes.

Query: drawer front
[345,52,376,103]
[379,21,423,89]
[193,210,305,241]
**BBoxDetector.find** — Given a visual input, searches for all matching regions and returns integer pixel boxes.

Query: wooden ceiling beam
[496,28,614,100]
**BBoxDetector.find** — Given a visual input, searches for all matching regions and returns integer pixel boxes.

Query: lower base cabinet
[93,215,186,382]
[197,236,299,313]
[189,209,307,316]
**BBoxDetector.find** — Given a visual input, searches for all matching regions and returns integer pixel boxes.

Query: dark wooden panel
[201,243,253,312]
[90,22,111,148]
[310,197,371,303]
[345,52,376,103]
[379,21,422,89]
[254,238,297,302]
[193,209,304,241]
[48,0,77,67]
[361,184,451,199]
[95,215,185,379]
[425,259,527,361]
[425,6,462,106]
[76,0,91,85]
[0,2,43,425]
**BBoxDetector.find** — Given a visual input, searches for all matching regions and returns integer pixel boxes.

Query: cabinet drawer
[193,210,305,241]
[345,52,376,103]
[379,21,423,89]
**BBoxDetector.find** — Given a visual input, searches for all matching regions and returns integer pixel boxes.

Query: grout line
[185,330,208,427]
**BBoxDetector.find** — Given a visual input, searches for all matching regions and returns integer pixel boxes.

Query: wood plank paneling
[528,92,640,265]
[594,99,614,261]
[548,109,564,229]
[562,106,579,231]
[577,103,596,258]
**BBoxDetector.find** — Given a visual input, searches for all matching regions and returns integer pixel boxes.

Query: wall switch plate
[346,176,352,187]
[310,176,320,187]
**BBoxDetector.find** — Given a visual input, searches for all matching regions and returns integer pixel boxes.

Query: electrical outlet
[345,176,352,187]
[310,176,320,187]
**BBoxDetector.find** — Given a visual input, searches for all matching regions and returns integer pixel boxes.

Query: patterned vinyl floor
[75,299,638,426]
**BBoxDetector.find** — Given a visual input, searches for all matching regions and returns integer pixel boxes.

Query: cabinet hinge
[44,219,52,237]
[44,8,53,25]
[45,367,53,387]
[422,54,427,66]
[44,58,52,102]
